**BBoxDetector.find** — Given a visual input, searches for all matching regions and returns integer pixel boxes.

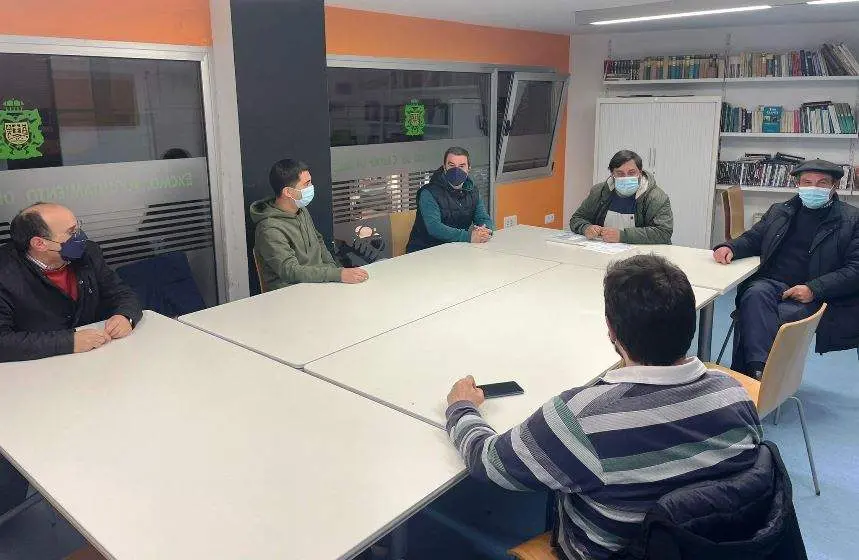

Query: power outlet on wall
[503,215,518,228]
[545,213,555,224]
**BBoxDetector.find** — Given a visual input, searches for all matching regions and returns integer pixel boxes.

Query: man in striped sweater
[446,255,763,560]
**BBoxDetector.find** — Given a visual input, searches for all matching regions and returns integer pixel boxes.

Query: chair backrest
[757,303,827,417]
[721,186,745,241]
[115,252,206,317]
[389,210,417,258]
[252,248,268,294]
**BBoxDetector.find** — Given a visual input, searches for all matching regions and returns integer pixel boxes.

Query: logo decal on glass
[0,99,45,160]
[403,99,426,137]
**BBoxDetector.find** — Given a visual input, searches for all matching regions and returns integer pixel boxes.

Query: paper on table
[547,232,586,246]
[578,240,633,255]
[547,232,632,255]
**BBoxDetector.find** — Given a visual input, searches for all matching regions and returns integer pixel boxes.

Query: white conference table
[0,312,465,560]
[473,224,635,269]
[475,226,760,360]
[179,242,558,368]
[305,265,719,431]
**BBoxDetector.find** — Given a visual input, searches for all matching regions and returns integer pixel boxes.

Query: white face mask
[614,176,639,197]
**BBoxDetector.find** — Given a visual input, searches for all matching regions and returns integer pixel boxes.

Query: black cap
[790,158,844,181]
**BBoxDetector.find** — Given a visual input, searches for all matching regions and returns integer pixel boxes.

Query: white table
[634,244,760,295]
[179,242,558,368]
[479,226,760,294]
[475,224,637,269]
[0,312,465,560]
[305,265,719,431]
[476,226,760,360]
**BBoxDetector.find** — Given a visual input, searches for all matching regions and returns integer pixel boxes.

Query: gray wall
[230,0,333,293]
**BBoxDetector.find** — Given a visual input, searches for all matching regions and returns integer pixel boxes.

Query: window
[327,65,492,264]
[328,68,490,147]
[496,72,569,183]
[0,52,219,306]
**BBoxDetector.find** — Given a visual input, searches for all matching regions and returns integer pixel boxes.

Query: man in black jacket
[0,202,143,362]
[713,159,859,376]
[0,203,143,515]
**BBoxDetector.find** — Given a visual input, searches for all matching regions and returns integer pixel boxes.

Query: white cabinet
[594,97,721,248]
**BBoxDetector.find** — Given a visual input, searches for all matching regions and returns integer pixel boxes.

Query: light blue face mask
[614,176,639,197]
[797,186,831,209]
[295,184,315,208]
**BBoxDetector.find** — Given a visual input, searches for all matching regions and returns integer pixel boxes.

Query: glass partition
[327,66,492,265]
[0,52,218,307]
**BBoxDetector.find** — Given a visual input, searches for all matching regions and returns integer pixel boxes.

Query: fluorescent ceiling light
[807,0,859,4]
[590,5,772,25]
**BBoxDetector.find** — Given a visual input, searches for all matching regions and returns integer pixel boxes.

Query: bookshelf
[720,132,857,139]
[715,184,858,196]
[604,76,859,86]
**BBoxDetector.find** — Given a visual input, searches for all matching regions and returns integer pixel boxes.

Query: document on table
[578,240,633,254]
[547,232,632,254]
[547,232,586,246]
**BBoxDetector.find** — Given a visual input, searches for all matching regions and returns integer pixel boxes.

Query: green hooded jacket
[568,172,673,244]
[250,198,341,290]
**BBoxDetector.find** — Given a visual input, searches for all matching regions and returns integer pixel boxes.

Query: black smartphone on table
[477,381,524,399]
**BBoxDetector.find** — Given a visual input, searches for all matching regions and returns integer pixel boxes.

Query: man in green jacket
[250,159,369,291]
[569,149,673,245]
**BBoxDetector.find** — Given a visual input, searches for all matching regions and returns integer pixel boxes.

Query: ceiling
[325,0,859,34]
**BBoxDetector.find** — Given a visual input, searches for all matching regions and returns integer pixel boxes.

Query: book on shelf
[718,157,856,191]
[605,43,859,81]
[603,53,723,81]
[761,106,782,133]
[720,101,856,134]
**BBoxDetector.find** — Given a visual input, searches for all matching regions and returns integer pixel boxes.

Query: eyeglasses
[798,180,834,187]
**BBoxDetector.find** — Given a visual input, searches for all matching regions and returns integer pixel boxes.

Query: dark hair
[443,146,470,167]
[604,254,696,366]
[10,203,51,253]
[269,159,310,196]
[162,148,190,159]
[608,150,643,173]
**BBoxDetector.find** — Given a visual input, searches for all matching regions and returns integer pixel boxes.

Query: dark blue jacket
[718,195,859,353]
[116,252,205,318]
[614,442,806,560]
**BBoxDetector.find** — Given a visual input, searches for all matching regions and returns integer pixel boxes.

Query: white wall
[565,21,859,244]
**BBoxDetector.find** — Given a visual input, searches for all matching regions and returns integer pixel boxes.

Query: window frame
[496,71,570,185]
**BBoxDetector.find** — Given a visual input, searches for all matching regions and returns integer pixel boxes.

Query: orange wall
[0,0,211,45]
[325,7,570,229]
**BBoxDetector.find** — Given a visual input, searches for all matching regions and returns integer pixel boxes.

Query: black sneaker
[747,361,765,380]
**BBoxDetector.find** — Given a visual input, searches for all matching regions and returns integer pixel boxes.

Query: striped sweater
[446,357,763,560]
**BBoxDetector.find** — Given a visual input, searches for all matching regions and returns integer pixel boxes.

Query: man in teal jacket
[406,147,494,253]
[250,159,369,291]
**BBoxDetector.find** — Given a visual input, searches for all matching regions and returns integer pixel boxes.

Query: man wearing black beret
[713,158,859,377]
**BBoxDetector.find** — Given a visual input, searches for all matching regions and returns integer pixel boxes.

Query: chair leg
[790,396,820,496]
[389,522,408,560]
[716,320,735,365]
[0,493,43,529]
[774,404,782,425]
